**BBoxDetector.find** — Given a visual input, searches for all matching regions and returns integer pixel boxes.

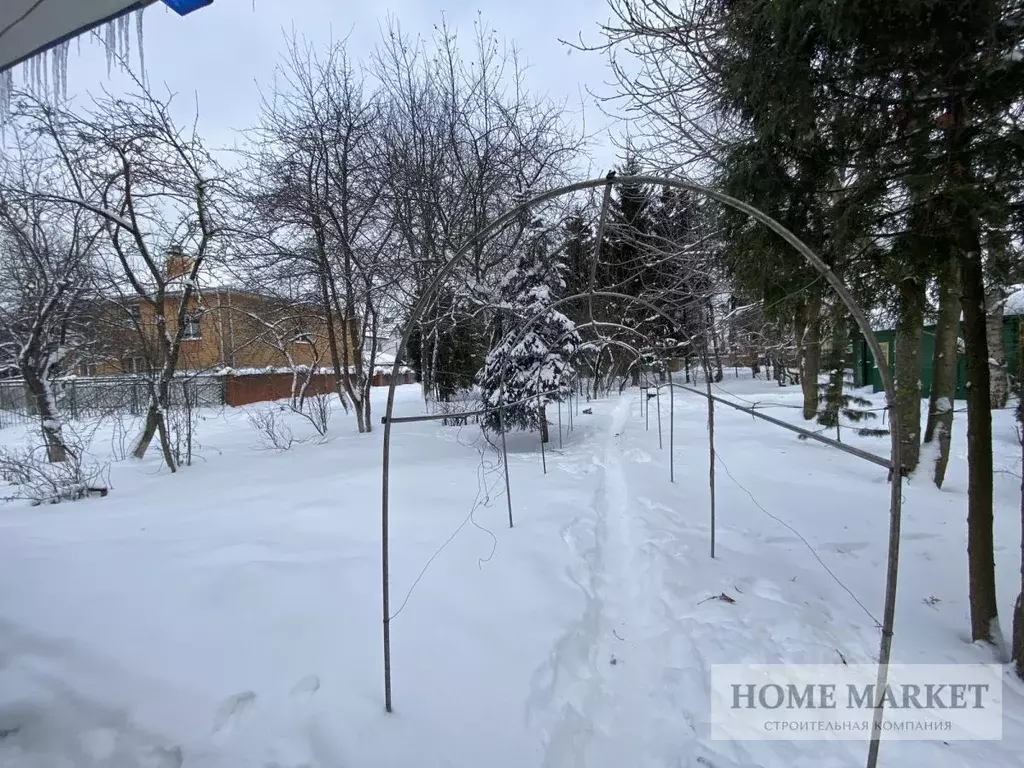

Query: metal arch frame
[378,174,903,768]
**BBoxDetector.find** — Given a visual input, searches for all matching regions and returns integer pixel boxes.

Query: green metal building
[851,316,1021,399]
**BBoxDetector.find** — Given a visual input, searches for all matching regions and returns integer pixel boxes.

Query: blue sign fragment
[161,0,214,16]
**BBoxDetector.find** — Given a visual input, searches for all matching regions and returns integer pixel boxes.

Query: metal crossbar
[674,383,892,470]
[381,387,566,425]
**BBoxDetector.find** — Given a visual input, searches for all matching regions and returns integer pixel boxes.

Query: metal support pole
[707,373,716,559]
[558,399,563,448]
[669,376,675,483]
[499,379,514,528]
[539,413,547,475]
[656,385,663,450]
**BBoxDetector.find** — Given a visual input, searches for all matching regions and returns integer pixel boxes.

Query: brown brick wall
[224,372,337,407]
[224,370,417,407]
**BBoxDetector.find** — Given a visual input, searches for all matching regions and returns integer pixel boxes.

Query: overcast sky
[51,0,623,172]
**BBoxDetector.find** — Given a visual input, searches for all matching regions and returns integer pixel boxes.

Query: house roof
[0,0,149,73]
[1003,285,1024,317]
[1,1,215,75]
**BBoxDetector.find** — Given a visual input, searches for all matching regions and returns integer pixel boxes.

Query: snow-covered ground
[1,374,1022,767]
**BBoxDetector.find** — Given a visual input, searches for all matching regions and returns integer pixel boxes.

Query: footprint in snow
[825,541,869,555]
[290,674,320,699]
[212,690,256,734]
[625,448,652,463]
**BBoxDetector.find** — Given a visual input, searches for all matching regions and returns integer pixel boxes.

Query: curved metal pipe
[378,174,902,765]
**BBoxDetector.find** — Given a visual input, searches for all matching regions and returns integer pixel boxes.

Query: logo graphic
[711,664,1003,741]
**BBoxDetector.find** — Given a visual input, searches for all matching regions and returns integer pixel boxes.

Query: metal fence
[0,375,226,427]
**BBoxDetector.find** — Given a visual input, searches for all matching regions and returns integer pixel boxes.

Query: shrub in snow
[293,391,331,438]
[0,428,109,505]
[247,408,296,451]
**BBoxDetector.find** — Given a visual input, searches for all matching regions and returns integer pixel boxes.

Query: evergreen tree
[824,0,1023,650]
[405,291,484,401]
[816,308,885,439]
[477,219,580,442]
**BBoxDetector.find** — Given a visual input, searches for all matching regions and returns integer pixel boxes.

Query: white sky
[44,0,623,173]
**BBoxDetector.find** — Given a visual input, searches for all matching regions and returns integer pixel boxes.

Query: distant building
[74,249,356,377]
[851,291,1023,399]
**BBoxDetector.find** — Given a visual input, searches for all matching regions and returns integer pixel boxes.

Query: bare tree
[0,119,99,462]
[243,36,396,433]
[15,84,229,472]
[374,17,582,402]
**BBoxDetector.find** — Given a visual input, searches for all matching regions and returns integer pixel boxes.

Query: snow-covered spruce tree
[478,220,580,443]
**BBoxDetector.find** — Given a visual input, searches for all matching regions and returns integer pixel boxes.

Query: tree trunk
[960,247,999,645]
[894,276,926,474]
[1014,417,1024,678]
[23,371,67,462]
[819,309,847,433]
[539,404,549,444]
[985,287,1009,409]
[800,299,822,420]
[362,380,374,433]
[794,304,807,393]
[317,266,349,414]
[156,410,177,473]
[133,404,160,459]
[924,258,961,488]
[708,303,724,383]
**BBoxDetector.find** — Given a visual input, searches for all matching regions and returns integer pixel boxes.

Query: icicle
[57,41,70,103]
[136,8,147,85]
[51,45,59,105]
[0,69,12,129]
[118,15,130,71]
[105,21,116,75]
[44,49,50,101]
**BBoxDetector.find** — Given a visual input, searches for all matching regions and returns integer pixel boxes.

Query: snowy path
[536,394,708,767]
